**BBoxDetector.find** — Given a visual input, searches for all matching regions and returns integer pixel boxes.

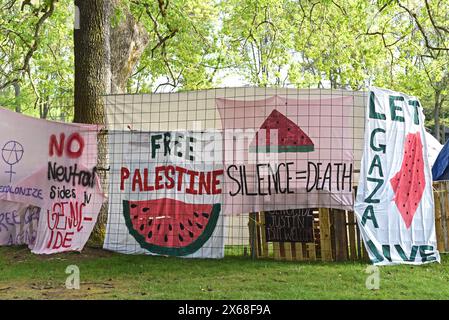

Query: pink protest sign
[0,107,104,254]
[216,95,354,214]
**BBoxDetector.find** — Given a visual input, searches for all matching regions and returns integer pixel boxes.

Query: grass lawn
[0,246,448,300]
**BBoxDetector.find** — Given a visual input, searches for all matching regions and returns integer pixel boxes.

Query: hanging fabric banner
[0,108,104,254]
[103,131,225,258]
[216,95,355,214]
[354,87,440,265]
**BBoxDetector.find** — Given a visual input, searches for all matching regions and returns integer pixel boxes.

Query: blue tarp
[432,139,449,181]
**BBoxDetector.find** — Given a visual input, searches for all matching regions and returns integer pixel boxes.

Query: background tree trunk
[434,90,442,143]
[13,82,21,113]
[110,0,149,94]
[74,0,111,245]
[74,0,148,245]
[74,0,109,124]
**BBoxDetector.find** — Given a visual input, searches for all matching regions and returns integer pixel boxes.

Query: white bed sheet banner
[0,108,104,254]
[103,131,225,258]
[355,87,440,265]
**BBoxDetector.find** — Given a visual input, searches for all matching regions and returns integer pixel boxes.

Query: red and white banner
[216,95,354,214]
[104,131,225,258]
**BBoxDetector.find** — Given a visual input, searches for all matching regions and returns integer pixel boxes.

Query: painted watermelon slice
[249,109,314,153]
[123,198,221,256]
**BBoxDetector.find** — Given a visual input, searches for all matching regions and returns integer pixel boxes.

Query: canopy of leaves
[0,0,448,137]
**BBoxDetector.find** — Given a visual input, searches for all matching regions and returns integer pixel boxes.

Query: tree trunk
[74,0,109,124]
[74,0,111,246]
[13,82,21,113]
[433,90,441,143]
[110,0,149,93]
[73,0,149,246]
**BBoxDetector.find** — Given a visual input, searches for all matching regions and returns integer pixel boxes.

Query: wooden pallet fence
[249,181,449,261]
[250,210,318,261]
[434,181,449,253]
[251,209,369,261]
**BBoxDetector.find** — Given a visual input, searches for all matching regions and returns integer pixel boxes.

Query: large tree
[73,0,149,241]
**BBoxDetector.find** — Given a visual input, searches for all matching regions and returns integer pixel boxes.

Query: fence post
[333,209,349,261]
[319,208,333,261]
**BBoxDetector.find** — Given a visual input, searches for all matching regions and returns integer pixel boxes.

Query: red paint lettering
[186,170,199,195]
[198,172,211,195]
[175,166,187,191]
[49,133,65,157]
[165,165,175,189]
[66,132,85,158]
[62,232,74,248]
[155,166,165,190]
[212,169,223,194]
[47,202,68,231]
[49,132,85,158]
[120,167,130,190]
[132,169,143,192]
[143,168,154,191]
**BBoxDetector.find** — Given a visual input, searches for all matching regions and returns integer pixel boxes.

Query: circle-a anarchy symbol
[1,141,24,182]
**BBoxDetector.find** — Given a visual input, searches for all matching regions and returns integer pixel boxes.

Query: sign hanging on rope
[354,87,440,265]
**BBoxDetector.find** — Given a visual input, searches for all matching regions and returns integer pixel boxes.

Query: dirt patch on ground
[0,278,121,300]
[1,246,115,263]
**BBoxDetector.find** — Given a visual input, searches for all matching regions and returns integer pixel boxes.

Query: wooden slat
[254,213,259,257]
[256,213,262,258]
[293,243,304,261]
[333,209,349,261]
[347,211,357,260]
[355,218,363,259]
[307,243,317,260]
[442,182,449,252]
[279,243,286,260]
[284,243,293,261]
[353,186,363,261]
[273,242,281,260]
[254,213,261,258]
[434,186,445,252]
[319,208,333,261]
[361,239,371,262]
[248,212,257,258]
[258,212,269,257]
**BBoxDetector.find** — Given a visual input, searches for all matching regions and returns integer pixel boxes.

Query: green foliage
[0,0,74,120]
[126,0,223,92]
[0,0,447,137]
